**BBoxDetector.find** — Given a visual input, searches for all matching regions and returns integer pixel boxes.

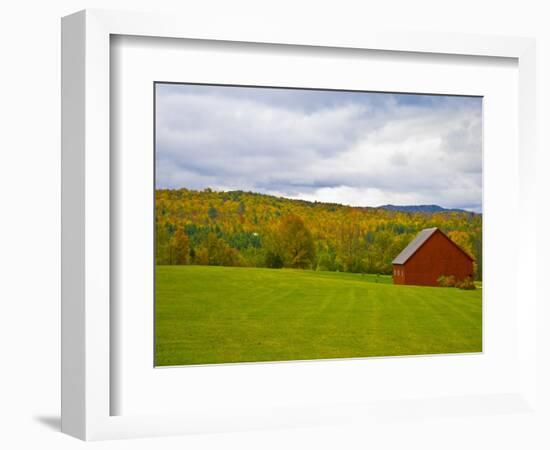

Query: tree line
[156,188,483,280]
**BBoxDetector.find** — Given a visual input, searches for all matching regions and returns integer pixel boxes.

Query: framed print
[61,9,538,441]
[152,82,483,367]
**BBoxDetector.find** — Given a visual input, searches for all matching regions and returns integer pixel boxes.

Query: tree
[172,227,190,265]
[448,230,474,259]
[316,243,339,271]
[336,222,363,272]
[274,215,316,269]
[471,231,482,280]
[207,206,218,220]
[194,233,242,267]
[237,201,246,215]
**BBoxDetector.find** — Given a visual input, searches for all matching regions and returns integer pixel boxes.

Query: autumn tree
[155,221,171,265]
[194,233,241,267]
[471,231,482,280]
[273,215,316,269]
[336,222,363,272]
[316,242,339,271]
[448,230,474,258]
[171,227,190,265]
[448,229,483,280]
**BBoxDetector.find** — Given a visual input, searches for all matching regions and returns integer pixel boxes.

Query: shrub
[455,276,476,290]
[437,275,456,287]
[265,251,284,269]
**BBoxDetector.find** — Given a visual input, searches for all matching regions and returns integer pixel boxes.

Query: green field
[155,265,482,366]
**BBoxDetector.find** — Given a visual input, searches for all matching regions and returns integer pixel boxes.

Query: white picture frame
[61,9,538,441]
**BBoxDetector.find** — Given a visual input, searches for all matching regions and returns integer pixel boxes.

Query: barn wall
[392,264,405,285]
[399,232,473,287]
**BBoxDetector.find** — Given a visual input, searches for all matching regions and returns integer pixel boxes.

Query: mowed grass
[155,265,482,366]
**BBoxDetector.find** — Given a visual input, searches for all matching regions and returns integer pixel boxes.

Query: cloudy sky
[155,83,482,212]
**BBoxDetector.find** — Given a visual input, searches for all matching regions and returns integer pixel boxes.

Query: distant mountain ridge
[378,204,474,214]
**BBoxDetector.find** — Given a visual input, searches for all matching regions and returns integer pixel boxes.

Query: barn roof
[392,227,439,265]
[392,227,474,265]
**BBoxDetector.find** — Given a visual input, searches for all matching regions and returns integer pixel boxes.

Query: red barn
[392,227,474,287]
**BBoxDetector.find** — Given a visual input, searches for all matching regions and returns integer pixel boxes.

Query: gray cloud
[155,84,482,212]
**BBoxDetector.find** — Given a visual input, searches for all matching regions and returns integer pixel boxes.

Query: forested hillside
[156,189,482,279]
